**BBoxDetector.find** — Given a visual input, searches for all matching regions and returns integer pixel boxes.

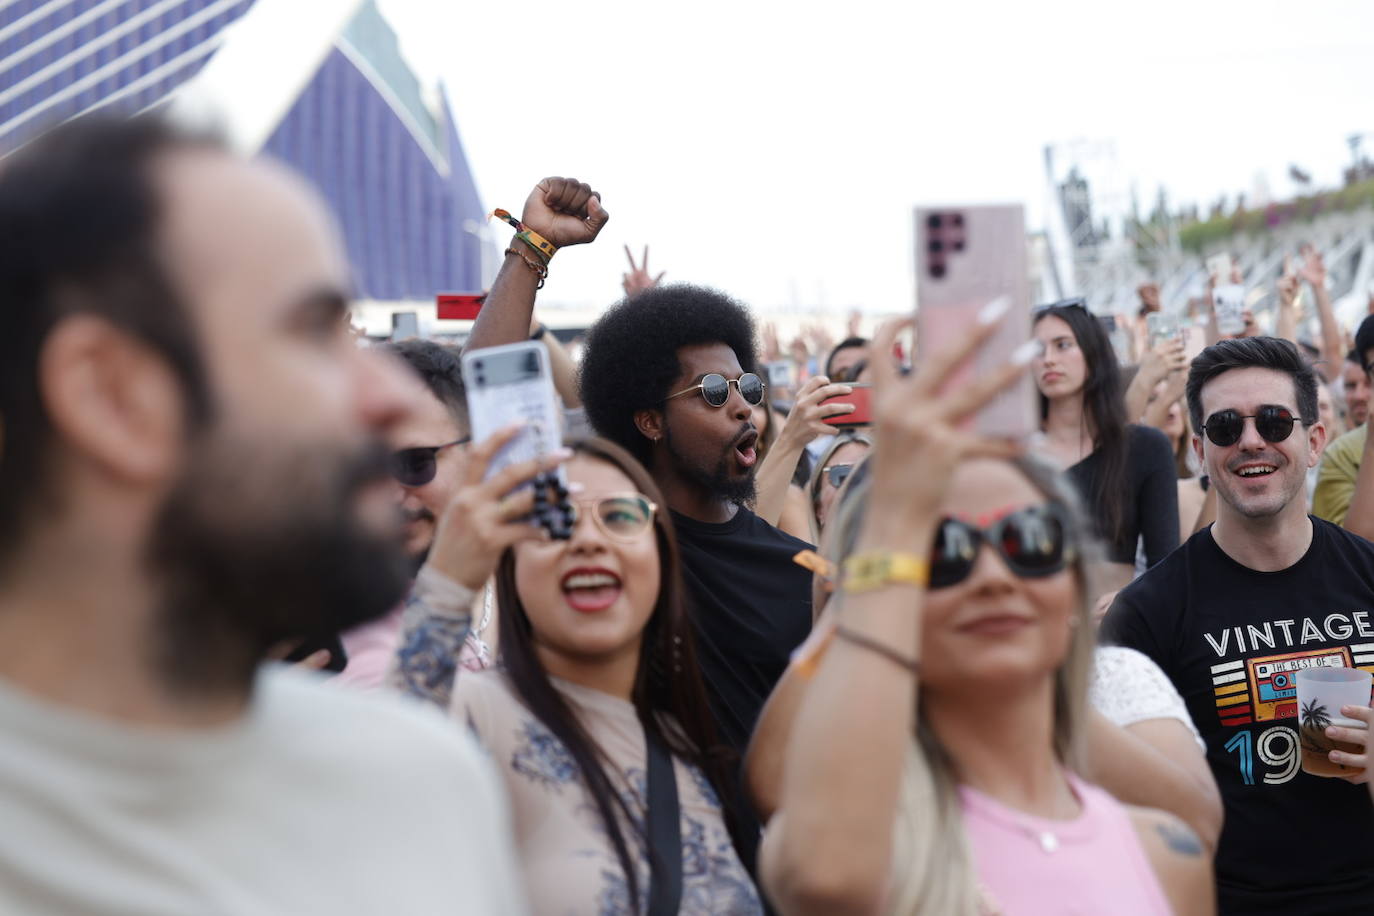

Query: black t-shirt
[671,506,814,753]
[1068,423,1179,565]
[1103,518,1374,914]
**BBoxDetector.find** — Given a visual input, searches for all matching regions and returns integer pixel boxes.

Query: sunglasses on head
[388,437,471,487]
[824,463,855,488]
[930,505,1075,589]
[1032,296,1088,315]
[565,494,658,542]
[1200,405,1304,447]
[666,373,766,408]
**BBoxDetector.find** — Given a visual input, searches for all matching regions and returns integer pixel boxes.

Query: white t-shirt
[0,665,527,915]
[1091,645,1205,751]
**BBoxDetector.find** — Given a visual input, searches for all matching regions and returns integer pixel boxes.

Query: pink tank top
[959,772,1171,916]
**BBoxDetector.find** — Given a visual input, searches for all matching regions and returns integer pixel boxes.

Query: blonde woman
[759,317,1213,915]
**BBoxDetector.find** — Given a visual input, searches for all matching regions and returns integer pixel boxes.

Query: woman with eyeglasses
[1033,301,1179,592]
[759,318,1213,916]
[392,431,762,915]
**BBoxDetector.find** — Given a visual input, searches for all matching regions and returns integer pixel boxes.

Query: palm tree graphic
[1300,698,1334,754]
[1301,698,1331,731]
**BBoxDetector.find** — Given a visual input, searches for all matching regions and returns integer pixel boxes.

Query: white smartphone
[914,204,1035,439]
[461,341,566,489]
[1213,284,1247,337]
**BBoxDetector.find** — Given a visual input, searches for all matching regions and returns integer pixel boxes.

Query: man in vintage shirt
[1104,337,1374,915]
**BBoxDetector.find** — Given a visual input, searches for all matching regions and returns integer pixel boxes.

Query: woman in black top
[1032,301,1179,591]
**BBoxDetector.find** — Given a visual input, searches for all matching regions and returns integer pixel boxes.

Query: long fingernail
[1010,340,1042,366]
[548,447,573,460]
[978,296,1012,326]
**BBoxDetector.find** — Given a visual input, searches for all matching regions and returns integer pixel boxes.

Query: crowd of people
[5,111,1374,915]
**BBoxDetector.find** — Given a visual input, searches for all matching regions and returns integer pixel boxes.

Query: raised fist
[519,177,609,249]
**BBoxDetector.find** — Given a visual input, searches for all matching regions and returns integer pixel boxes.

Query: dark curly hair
[579,284,759,467]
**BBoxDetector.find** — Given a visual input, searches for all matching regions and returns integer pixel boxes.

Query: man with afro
[576,284,814,753]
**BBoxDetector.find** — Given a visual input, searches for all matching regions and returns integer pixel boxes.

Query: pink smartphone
[914,204,1035,439]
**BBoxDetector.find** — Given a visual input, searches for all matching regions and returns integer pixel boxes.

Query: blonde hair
[823,455,1100,915]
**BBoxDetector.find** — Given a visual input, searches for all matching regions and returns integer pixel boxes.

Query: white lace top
[1090,646,1204,750]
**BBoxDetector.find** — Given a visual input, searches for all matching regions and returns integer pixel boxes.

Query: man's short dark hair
[825,336,869,379]
[1186,337,1318,432]
[0,114,219,565]
[382,338,468,427]
[1355,315,1374,373]
[579,284,758,467]
[1346,347,1363,367]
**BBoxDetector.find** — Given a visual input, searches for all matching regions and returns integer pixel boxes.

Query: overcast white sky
[379,0,1374,317]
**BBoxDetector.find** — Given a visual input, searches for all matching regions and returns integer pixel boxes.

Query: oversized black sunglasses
[1200,406,1303,448]
[388,437,471,487]
[666,373,766,408]
[931,505,1075,589]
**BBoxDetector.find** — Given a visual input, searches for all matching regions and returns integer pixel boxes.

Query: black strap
[645,727,683,915]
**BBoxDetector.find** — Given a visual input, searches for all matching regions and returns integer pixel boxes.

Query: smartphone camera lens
[927,214,942,230]
[950,213,964,228]
[930,262,946,279]
[928,239,943,253]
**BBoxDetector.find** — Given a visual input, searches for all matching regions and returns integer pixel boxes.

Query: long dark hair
[495,437,741,910]
[1034,304,1130,544]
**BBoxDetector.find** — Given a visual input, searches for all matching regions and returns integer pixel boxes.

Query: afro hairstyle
[579,284,759,468]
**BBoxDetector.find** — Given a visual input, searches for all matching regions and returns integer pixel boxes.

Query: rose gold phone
[914,204,1035,439]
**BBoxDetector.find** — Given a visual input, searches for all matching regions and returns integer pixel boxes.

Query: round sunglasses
[388,437,471,487]
[930,505,1075,589]
[564,494,658,542]
[1200,405,1303,448]
[665,372,766,408]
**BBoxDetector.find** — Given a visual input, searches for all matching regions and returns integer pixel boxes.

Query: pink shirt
[960,773,1171,916]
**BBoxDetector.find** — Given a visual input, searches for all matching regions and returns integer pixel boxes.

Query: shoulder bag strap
[644,726,683,915]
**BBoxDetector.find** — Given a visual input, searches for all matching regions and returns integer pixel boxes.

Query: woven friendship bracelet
[491,208,557,262]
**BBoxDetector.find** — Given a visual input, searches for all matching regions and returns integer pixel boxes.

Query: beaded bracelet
[505,247,548,289]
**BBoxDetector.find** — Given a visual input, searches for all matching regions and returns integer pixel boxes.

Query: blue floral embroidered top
[452,671,762,915]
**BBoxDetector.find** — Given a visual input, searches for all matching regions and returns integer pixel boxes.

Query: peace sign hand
[519,177,609,249]
[622,245,665,297]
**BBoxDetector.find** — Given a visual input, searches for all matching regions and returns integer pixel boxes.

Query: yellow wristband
[842,552,929,593]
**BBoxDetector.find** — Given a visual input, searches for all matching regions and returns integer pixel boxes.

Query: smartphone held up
[461,341,574,539]
[914,204,1036,440]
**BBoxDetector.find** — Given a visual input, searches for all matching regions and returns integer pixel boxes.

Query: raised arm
[390,427,569,707]
[466,178,609,353]
[754,375,853,527]
[760,311,1030,915]
[1301,249,1345,377]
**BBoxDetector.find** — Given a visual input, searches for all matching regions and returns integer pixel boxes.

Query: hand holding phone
[462,341,573,538]
[820,384,871,428]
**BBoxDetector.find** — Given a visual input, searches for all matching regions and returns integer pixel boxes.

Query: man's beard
[145,430,411,697]
[664,422,757,506]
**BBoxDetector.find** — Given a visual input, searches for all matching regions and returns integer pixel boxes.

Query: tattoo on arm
[390,590,471,709]
[1155,820,1203,858]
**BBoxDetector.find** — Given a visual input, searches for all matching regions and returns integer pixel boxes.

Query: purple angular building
[1,0,490,324]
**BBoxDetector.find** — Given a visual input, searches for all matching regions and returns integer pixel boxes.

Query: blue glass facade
[0,0,487,299]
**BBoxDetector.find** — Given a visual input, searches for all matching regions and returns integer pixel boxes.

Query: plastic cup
[1297,667,1372,778]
